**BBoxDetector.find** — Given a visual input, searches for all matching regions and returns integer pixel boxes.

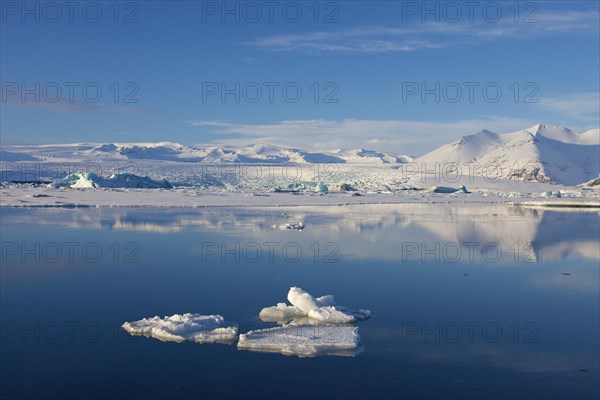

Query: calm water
[1,205,599,399]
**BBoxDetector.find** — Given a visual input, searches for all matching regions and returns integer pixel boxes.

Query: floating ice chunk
[259,303,304,322]
[307,306,356,324]
[346,308,372,320]
[288,287,322,314]
[315,295,336,307]
[337,183,355,191]
[237,324,361,357]
[309,304,371,323]
[259,287,371,325]
[426,185,470,194]
[271,222,304,230]
[541,190,561,198]
[260,297,350,324]
[50,173,99,188]
[122,313,237,344]
[51,173,172,189]
[316,183,329,193]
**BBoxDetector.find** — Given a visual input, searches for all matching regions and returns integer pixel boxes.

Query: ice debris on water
[122,287,370,357]
[316,183,329,193]
[541,190,561,198]
[426,184,470,194]
[237,324,361,357]
[272,222,304,231]
[259,287,371,324]
[240,287,370,357]
[121,313,237,343]
[51,172,172,189]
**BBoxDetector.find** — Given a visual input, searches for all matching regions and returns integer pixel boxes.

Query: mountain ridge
[1,124,598,185]
[1,141,411,165]
[417,124,599,185]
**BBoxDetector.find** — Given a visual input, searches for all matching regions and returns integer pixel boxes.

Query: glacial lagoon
[1,204,598,399]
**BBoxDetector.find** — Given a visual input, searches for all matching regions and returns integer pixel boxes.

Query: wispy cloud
[2,95,156,115]
[246,11,599,53]
[537,92,600,121]
[247,29,443,53]
[189,117,540,155]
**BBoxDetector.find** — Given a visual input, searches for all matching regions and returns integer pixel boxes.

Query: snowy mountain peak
[509,124,597,145]
[1,142,411,165]
[456,129,499,145]
[527,123,546,134]
[2,123,598,185]
[94,143,118,152]
[419,123,599,185]
[525,123,572,136]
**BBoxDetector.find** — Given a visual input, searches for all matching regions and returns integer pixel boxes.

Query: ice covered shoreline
[1,186,598,208]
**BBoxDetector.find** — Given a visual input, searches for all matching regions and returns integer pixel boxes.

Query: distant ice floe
[426,185,470,194]
[541,190,562,198]
[121,313,237,344]
[50,173,172,189]
[237,325,361,357]
[316,183,329,193]
[272,222,304,231]
[336,182,356,192]
[260,287,371,324]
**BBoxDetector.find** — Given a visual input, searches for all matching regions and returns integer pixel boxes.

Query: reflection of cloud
[532,269,600,294]
[2,205,598,263]
[268,204,599,263]
[112,220,184,233]
[537,240,600,261]
[368,327,599,374]
[403,204,543,249]
[427,343,598,374]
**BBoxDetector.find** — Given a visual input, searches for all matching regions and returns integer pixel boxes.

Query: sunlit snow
[122,313,237,344]
[260,287,371,324]
[237,324,361,357]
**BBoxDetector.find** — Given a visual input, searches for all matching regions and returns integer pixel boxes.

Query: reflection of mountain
[532,210,600,261]
[2,205,598,262]
[389,205,600,262]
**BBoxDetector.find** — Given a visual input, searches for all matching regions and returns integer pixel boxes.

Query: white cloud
[189,117,539,155]
[537,92,600,121]
[246,11,599,53]
[2,95,154,114]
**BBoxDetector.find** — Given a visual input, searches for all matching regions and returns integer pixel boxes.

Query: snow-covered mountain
[1,124,598,185]
[418,124,599,185]
[1,142,412,165]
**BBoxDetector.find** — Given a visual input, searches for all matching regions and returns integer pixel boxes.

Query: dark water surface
[1,205,598,399]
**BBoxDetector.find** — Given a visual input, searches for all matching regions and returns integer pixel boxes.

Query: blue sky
[1,0,599,155]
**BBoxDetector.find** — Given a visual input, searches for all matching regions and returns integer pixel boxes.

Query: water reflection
[2,204,598,262]
[1,205,598,398]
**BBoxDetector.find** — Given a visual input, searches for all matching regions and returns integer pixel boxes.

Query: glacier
[1,123,599,207]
